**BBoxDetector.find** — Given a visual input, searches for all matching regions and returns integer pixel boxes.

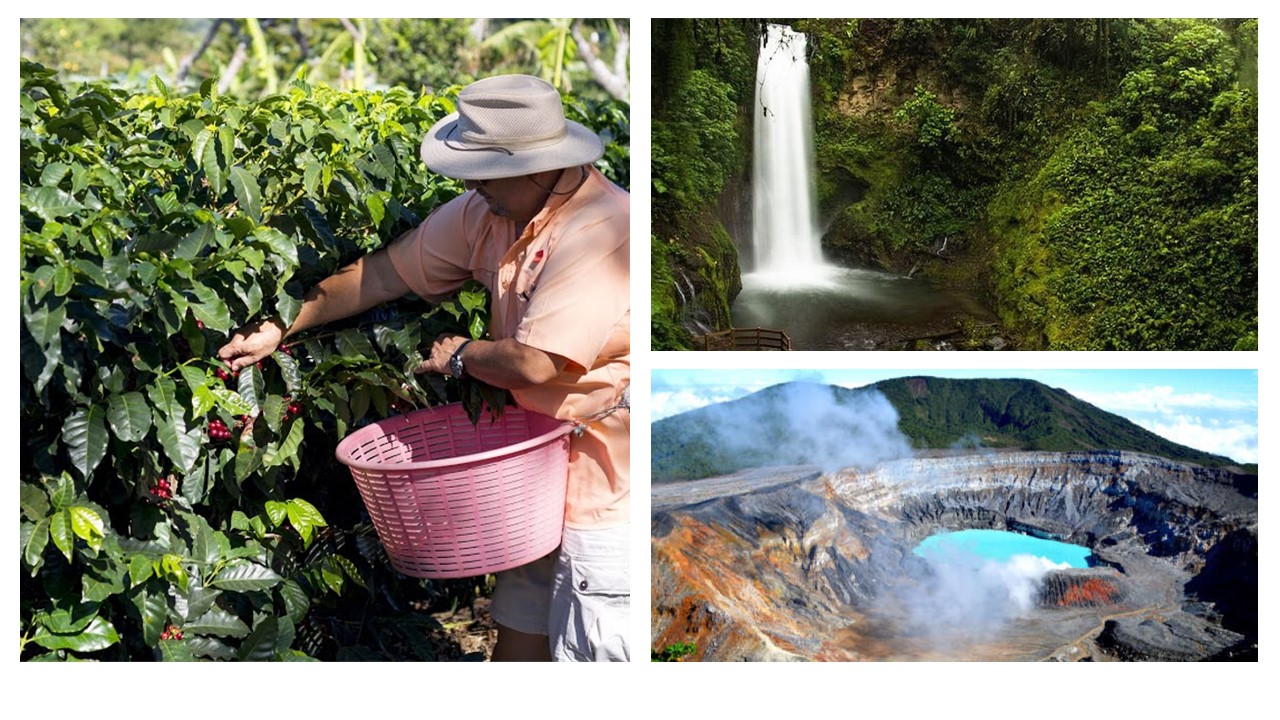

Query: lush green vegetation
[651,19,758,349]
[651,378,1238,481]
[19,61,628,660]
[19,19,631,102]
[651,18,1257,350]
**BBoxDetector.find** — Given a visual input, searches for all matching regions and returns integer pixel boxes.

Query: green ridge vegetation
[651,378,1239,481]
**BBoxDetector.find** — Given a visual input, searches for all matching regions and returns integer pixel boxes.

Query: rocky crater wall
[652,451,1257,661]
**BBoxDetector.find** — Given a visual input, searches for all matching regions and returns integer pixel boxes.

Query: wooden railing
[693,327,791,351]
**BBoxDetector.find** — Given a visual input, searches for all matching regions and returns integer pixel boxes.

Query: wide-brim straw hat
[420,75,605,181]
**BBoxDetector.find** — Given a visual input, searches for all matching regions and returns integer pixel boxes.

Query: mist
[893,547,1068,639]
[699,382,914,473]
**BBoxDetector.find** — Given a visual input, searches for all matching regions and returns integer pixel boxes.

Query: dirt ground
[427,596,498,661]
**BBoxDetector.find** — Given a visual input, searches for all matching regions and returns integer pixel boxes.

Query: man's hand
[217,318,286,371]
[417,333,468,376]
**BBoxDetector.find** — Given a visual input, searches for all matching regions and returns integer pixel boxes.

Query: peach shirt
[386,165,630,530]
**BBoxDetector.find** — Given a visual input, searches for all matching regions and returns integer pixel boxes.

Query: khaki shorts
[490,524,630,662]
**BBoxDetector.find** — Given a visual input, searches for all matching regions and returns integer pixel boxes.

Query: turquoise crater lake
[914,529,1093,568]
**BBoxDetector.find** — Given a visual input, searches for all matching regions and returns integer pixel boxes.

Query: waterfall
[751,24,825,278]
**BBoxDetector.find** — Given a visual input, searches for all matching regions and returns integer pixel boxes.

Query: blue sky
[650,369,1259,464]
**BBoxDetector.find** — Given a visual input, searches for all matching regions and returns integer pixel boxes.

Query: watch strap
[448,339,473,378]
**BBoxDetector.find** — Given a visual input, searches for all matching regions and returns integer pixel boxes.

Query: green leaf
[263,420,305,469]
[237,364,264,415]
[192,386,218,419]
[219,125,235,167]
[181,584,221,622]
[62,405,108,480]
[276,289,301,327]
[184,608,250,638]
[128,554,154,587]
[24,518,50,572]
[23,186,84,223]
[40,602,99,634]
[263,394,285,434]
[148,376,201,475]
[335,329,377,359]
[82,560,127,602]
[274,350,302,392]
[234,436,262,486]
[53,265,74,296]
[253,226,299,271]
[24,298,66,352]
[190,282,232,333]
[176,224,215,261]
[303,160,321,197]
[210,562,283,592]
[134,232,180,254]
[187,636,236,660]
[202,130,225,196]
[68,506,105,553]
[264,500,288,526]
[20,482,50,520]
[159,554,188,588]
[366,193,385,226]
[278,579,310,624]
[31,616,120,652]
[229,166,263,223]
[237,616,279,661]
[459,286,487,313]
[107,391,152,442]
[321,562,344,595]
[133,586,167,640]
[286,498,327,545]
[331,554,366,590]
[211,385,254,416]
[350,386,371,422]
[50,474,75,511]
[187,513,223,566]
[159,639,196,661]
[40,162,71,187]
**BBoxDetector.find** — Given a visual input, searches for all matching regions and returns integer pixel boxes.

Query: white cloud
[1077,386,1256,414]
[1136,415,1258,464]
[651,389,743,421]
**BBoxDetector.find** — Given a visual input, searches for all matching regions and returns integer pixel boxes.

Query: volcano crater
[651,450,1257,661]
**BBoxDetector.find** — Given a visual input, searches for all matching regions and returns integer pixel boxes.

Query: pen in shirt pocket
[520,249,545,301]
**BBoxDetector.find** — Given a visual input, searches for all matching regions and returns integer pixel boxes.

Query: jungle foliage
[650,19,759,349]
[19,61,628,660]
[651,18,1258,350]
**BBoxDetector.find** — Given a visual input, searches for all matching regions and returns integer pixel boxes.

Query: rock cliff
[652,451,1256,661]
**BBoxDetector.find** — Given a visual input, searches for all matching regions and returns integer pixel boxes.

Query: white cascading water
[751,24,827,282]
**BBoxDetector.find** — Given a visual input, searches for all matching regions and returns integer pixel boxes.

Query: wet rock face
[652,451,1257,661]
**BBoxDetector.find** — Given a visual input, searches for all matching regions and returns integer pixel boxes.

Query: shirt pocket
[515,247,551,303]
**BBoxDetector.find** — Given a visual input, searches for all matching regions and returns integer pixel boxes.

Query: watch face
[449,345,466,377]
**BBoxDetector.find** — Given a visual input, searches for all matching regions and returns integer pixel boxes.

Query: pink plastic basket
[335,403,572,579]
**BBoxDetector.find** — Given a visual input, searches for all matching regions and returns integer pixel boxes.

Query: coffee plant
[19,60,630,661]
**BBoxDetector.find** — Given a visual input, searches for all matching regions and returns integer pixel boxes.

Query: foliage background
[18,20,629,661]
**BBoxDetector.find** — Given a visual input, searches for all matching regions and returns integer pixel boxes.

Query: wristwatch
[448,340,473,378]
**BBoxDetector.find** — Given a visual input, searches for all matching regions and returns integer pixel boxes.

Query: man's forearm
[285,249,410,338]
[424,335,566,389]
